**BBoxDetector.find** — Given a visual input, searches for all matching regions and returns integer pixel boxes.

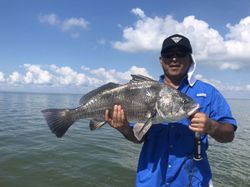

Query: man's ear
[188,55,193,66]
[159,56,163,66]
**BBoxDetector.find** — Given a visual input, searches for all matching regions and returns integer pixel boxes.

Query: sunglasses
[162,51,189,59]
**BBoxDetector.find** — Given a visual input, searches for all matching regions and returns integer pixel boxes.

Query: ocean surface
[0,92,249,187]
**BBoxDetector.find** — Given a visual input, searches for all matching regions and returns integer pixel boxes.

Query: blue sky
[0,0,250,98]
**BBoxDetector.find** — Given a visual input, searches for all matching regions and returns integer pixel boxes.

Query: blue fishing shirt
[135,75,237,187]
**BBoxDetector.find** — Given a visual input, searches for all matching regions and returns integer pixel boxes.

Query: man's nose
[171,56,177,61]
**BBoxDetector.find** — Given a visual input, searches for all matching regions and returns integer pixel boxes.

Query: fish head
[156,87,199,121]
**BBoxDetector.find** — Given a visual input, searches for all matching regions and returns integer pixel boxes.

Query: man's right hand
[104,105,129,131]
[104,105,144,143]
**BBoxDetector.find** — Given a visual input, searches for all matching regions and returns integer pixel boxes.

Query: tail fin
[41,108,75,138]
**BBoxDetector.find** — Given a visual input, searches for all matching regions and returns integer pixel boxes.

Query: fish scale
[80,84,154,121]
[41,74,199,139]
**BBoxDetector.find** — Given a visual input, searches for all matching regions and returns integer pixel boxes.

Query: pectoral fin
[133,110,157,141]
[133,119,153,141]
[89,119,107,131]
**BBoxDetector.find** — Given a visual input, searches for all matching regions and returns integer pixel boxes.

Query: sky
[0,0,250,98]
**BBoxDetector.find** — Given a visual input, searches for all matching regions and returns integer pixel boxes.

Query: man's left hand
[189,112,215,134]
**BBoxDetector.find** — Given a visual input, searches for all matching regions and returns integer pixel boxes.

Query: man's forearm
[207,120,235,143]
[117,125,144,144]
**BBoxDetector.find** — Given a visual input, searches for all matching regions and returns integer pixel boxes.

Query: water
[208,99,250,187]
[0,92,249,187]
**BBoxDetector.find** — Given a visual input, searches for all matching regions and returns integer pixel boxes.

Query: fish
[41,74,199,140]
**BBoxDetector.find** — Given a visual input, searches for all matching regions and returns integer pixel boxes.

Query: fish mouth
[187,104,200,116]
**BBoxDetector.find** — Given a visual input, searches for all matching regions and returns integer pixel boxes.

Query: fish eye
[182,100,188,104]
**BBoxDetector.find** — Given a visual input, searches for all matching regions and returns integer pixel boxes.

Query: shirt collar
[188,54,197,86]
[159,54,197,87]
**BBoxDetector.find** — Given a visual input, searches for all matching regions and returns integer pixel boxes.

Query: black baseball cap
[161,34,192,55]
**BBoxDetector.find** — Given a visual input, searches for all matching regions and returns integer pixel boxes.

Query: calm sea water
[0,92,249,187]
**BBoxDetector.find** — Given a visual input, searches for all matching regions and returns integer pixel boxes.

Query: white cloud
[61,17,89,31]
[113,13,168,52]
[49,65,88,86]
[131,8,146,19]
[0,72,5,82]
[112,10,224,55]
[225,16,250,60]
[128,66,151,77]
[246,85,250,91]
[3,64,152,89]
[2,65,249,96]
[195,74,250,92]
[81,65,151,84]
[113,8,250,70]
[39,13,89,38]
[23,64,52,84]
[38,13,59,25]
[226,16,250,42]
[6,65,52,85]
[219,63,240,71]
[8,72,23,84]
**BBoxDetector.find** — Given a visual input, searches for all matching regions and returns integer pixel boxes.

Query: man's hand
[104,105,129,131]
[189,112,235,143]
[189,112,216,134]
[104,105,143,143]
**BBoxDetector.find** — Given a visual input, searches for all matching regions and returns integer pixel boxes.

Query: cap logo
[171,36,182,43]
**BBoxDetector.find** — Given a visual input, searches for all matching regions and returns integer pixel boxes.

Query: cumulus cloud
[6,65,51,85]
[225,16,250,59]
[0,72,5,82]
[219,63,240,71]
[131,8,146,19]
[38,13,59,25]
[246,85,250,91]
[112,9,224,55]
[50,65,89,86]
[8,72,23,84]
[195,74,250,92]
[39,13,89,38]
[113,8,250,70]
[2,64,249,96]
[4,64,151,91]
[113,9,166,52]
[81,65,151,84]
[23,64,52,84]
[226,17,250,42]
[61,17,88,30]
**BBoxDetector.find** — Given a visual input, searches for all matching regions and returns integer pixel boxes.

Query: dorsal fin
[130,74,156,83]
[79,82,120,105]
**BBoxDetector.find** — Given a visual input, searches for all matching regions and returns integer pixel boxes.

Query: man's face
[160,47,192,80]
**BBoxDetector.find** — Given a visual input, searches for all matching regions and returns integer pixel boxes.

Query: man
[105,34,237,187]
